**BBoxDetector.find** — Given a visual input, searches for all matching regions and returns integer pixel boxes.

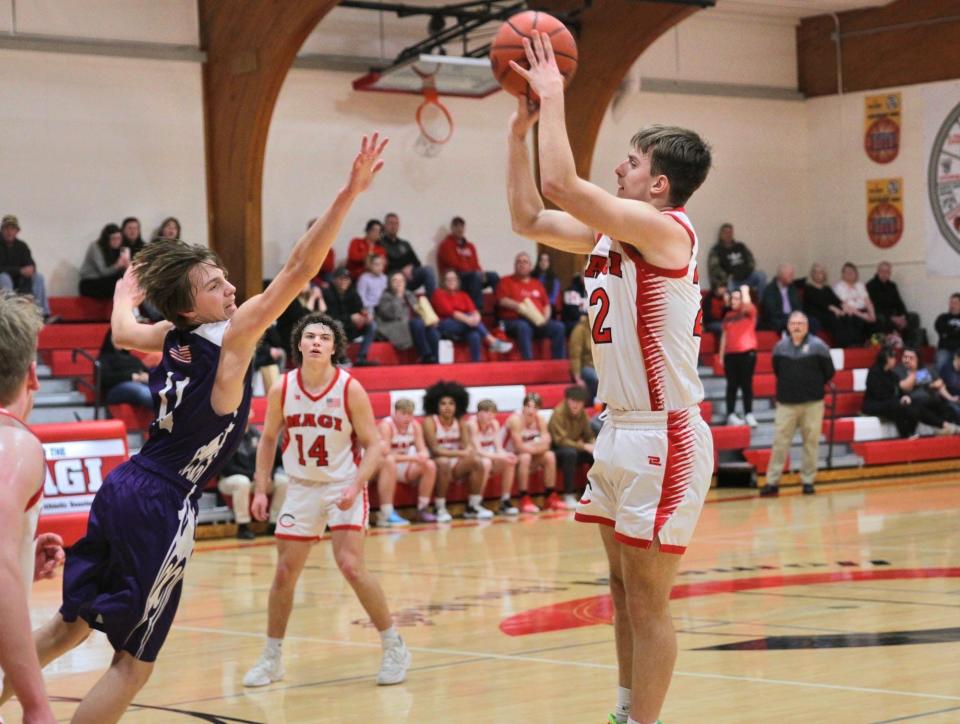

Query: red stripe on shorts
[654,409,695,537]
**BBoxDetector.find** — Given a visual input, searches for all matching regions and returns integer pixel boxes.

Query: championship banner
[866,178,903,249]
[864,93,901,163]
[925,83,960,275]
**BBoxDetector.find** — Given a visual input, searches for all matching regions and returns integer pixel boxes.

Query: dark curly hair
[422,380,470,418]
[289,312,348,367]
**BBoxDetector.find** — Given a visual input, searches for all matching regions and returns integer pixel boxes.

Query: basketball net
[413,64,453,158]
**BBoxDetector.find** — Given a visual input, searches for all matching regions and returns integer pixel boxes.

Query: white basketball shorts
[274,477,368,541]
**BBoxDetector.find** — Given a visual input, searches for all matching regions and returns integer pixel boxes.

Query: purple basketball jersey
[135,320,253,495]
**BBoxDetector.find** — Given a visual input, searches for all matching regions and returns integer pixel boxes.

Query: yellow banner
[864,93,901,163]
[866,178,904,248]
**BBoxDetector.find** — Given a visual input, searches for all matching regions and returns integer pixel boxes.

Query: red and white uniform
[0,408,44,589]
[576,209,713,553]
[275,368,367,540]
[432,415,462,451]
[385,417,418,481]
[471,417,499,453]
[503,415,541,453]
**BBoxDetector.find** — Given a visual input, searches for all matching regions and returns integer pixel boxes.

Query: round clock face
[928,101,960,256]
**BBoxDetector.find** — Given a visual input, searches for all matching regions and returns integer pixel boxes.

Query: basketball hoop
[412,64,454,157]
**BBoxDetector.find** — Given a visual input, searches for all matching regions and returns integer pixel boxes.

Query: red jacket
[347,237,386,279]
[431,288,477,318]
[438,235,481,274]
[496,275,550,321]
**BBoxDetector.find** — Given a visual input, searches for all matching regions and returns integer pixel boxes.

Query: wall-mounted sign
[866,178,903,249]
[864,93,901,164]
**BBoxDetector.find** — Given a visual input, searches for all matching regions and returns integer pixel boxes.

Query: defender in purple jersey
[8,134,388,724]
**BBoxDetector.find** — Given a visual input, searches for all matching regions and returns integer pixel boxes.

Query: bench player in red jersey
[506,34,713,724]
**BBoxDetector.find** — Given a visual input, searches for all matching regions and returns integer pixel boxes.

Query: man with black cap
[0,215,51,319]
[322,266,379,366]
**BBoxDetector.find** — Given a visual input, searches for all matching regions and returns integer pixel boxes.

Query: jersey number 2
[295,434,329,466]
[590,288,612,344]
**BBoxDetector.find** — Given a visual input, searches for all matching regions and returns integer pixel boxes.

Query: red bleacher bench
[38,323,109,351]
[851,437,960,465]
[349,360,570,391]
[742,448,790,473]
[49,297,112,322]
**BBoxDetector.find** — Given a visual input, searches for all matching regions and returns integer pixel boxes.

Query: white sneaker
[488,338,513,354]
[377,639,412,685]
[463,504,494,520]
[744,413,758,428]
[243,653,284,687]
[726,413,745,426]
[563,494,579,509]
[435,507,453,523]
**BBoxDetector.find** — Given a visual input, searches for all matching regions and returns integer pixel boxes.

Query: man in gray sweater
[760,311,835,496]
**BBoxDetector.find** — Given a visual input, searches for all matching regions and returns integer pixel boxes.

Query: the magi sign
[33,421,129,517]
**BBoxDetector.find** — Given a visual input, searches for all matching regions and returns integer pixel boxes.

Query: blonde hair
[0,292,43,405]
[476,399,498,412]
[394,398,415,413]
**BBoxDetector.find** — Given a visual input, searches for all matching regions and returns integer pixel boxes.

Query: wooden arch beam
[535,0,701,282]
[199,0,340,300]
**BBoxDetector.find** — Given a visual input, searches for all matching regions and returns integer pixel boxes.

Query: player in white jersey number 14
[244,313,410,688]
[506,32,714,724]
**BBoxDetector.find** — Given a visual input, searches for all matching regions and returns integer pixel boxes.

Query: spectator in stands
[707,223,767,292]
[863,346,941,438]
[380,212,436,296]
[895,348,959,432]
[305,218,336,286]
[760,264,802,332]
[377,398,437,524]
[253,325,285,393]
[120,217,146,257]
[504,393,556,512]
[934,293,960,372]
[702,284,728,338]
[357,253,388,312]
[467,400,522,516]
[431,270,512,362]
[867,261,921,347]
[347,219,385,280]
[0,215,51,318]
[437,216,500,310]
[760,311,835,496]
[560,274,587,335]
[496,252,566,360]
[548,386,595,509]
[832,262,875,345]
[98,329,151,411]
[79,223,131,299]
[276,281,325,360]
[941,349,960,420]
[719,285,758,427]
[322,267,378,366]
[218,424,288,540]
[535,251,561,307]
[152,216,181,242]
[568,312,597,404]
[375,271,439,364]
[422,380,491,521]
[803,262,844,341]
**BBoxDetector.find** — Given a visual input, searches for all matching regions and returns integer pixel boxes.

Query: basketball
[489,11,578,101]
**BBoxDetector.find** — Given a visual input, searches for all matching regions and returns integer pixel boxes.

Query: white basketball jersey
[386,417,417,455]
[582,209,704,412]
[503,414,541,452]
[472,417,498,452]
[281,368,358,483]
[432,415,461,450]
[0,408,43,590]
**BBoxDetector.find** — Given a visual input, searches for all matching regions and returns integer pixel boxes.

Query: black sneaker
[462,505,493,520]
[236,524,256,540]
[802,483,815,495]
[758,484,779,497]
[497,499,519,516]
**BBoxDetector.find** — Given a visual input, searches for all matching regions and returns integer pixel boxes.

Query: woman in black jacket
[862,346,950,437]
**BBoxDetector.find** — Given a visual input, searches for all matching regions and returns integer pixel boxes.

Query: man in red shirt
[436,216,500,310]
[347,219,386,280]
[431,270,512,362]
[496,251,565,360]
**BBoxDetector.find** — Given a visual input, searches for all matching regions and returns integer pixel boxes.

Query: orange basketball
[489,11,578,101]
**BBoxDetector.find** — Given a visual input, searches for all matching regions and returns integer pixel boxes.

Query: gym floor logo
[500,566,960,650]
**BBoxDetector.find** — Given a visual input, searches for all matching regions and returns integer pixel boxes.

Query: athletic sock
[379,625,401,647]
[265,637,283,658]
[435,497,446,510]
[468,494,482,509]
[417,496,430,511]
[380,503,394,518]
[615,686,631,723]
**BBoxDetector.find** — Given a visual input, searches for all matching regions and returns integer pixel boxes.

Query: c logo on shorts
[278,513,296,528]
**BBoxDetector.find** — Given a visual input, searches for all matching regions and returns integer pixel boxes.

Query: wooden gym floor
[5,474,960,723]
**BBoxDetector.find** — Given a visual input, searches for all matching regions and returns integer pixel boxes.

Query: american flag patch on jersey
[169,345,192,364]
[325,397,341,408]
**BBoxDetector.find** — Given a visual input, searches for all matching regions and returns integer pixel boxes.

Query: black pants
[863,396,952,437]
[554,446,593,494]
[79,273,122,299]
[724,350,756,415]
